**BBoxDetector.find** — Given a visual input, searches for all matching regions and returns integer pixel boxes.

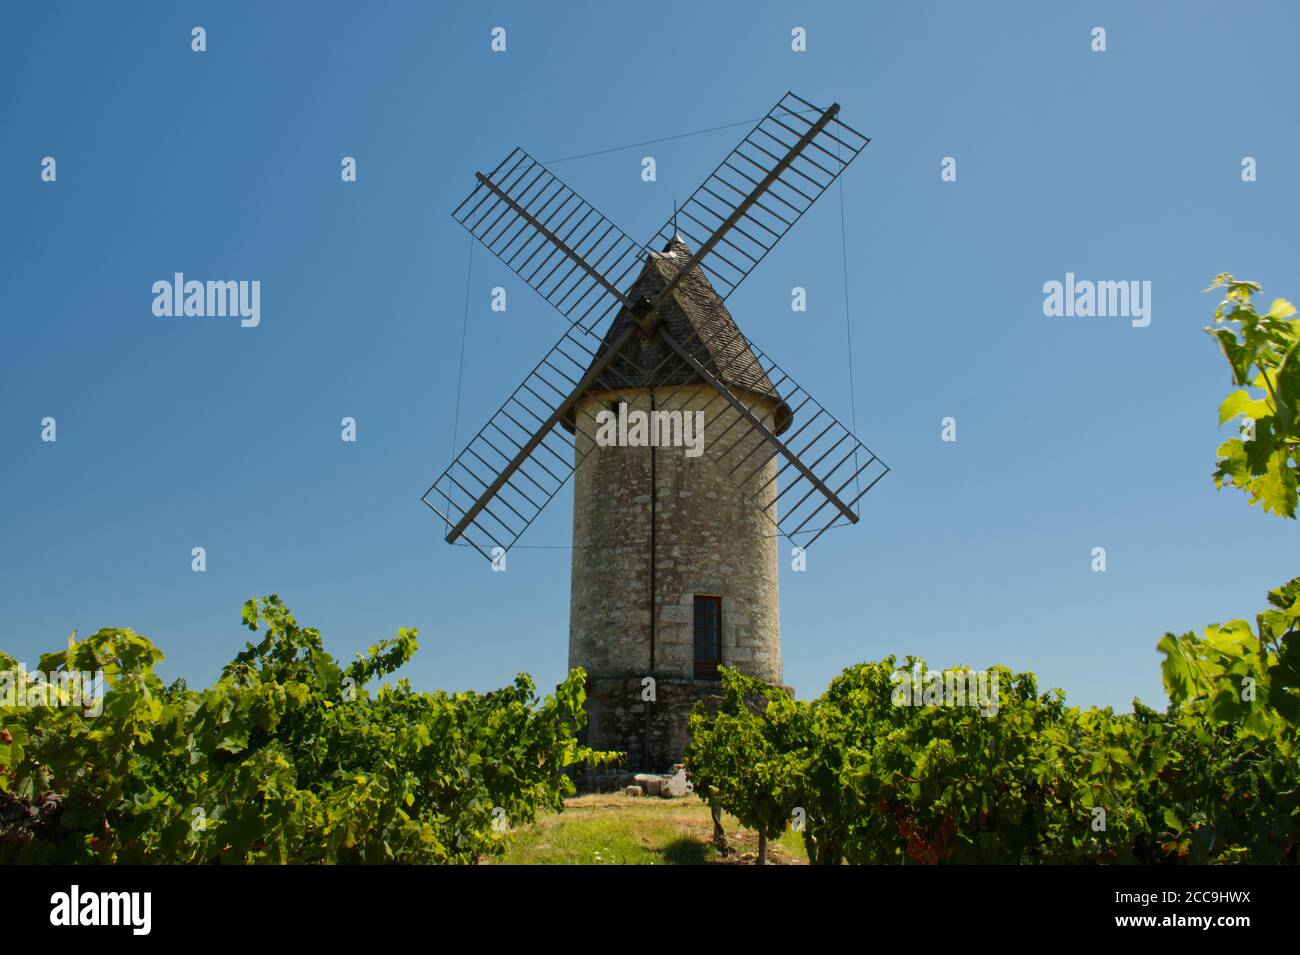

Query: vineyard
[0,596,611,863]
[684,275,1300,865]
[4,583,1294,864]
[687,575,1300,864]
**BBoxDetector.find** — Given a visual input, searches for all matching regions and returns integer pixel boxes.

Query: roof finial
[672,200,678,238]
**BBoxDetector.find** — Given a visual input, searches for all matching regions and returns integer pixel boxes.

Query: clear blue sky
[2,1,1296,712]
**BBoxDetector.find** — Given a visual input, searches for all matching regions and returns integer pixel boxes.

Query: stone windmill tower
[565,236,789,768]
[424,92,888,770]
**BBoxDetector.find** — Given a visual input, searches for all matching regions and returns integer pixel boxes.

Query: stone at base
[667,768,692,797]
[579,674,725,772]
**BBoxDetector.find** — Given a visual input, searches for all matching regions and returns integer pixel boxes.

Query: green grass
[492,793,808,865]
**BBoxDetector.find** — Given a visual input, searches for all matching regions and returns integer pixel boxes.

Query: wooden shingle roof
[565,236,792,434]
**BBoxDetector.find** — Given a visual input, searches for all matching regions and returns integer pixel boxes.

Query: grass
[492,793,808,865]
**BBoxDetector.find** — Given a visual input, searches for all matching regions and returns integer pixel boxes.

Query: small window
[693,595,722,679]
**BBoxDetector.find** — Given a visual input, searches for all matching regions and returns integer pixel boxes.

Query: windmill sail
[655,319,889,549]
[452,148,646,333]
[422,319,642,557]
[430,151,658,554]
[644,91,870,304]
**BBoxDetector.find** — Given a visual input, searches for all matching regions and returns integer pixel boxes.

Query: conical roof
[564,236,792,434]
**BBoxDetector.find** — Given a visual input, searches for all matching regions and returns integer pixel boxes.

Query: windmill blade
[452,147,647,334]
[646,91,869,304]
[652,320,888,550]
[433,149,665,557]
[422,319,643,557]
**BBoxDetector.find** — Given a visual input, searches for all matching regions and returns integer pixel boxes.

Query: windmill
[423,92,888,770]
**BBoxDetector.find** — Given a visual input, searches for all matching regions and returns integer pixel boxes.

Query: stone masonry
[569,382,783,770]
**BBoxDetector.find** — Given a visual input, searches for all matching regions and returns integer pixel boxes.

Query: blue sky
[1,1,1296,712]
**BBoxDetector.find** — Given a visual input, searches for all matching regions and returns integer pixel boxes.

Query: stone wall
[580,675,724,772]
[569,382,782,769]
